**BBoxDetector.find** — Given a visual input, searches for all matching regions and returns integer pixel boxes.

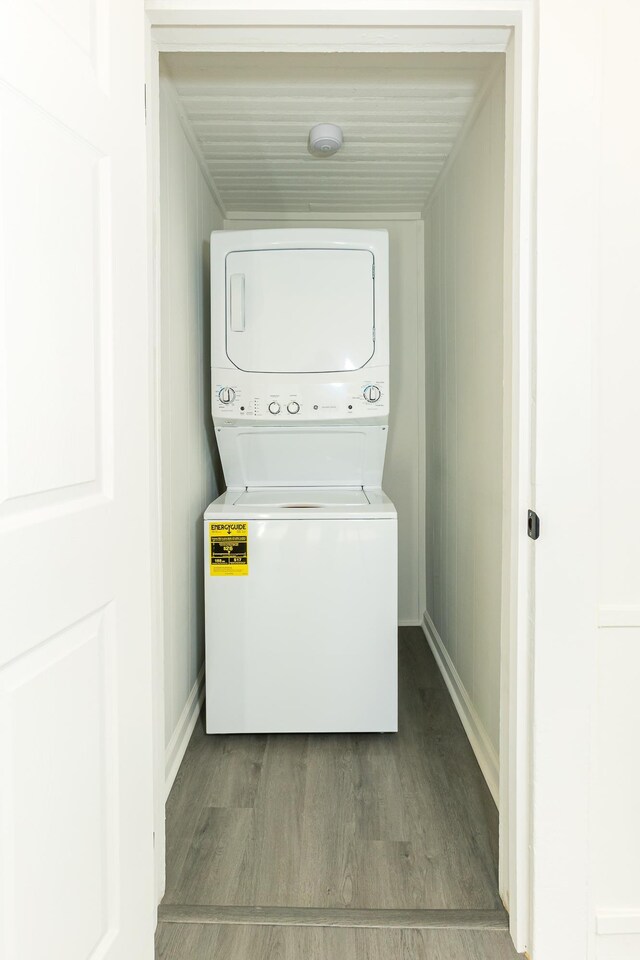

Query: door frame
[144,3,537,954]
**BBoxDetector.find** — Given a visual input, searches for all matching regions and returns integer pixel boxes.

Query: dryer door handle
[229,274,245,332]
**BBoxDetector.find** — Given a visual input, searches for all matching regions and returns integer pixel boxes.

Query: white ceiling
[161,52,499,215]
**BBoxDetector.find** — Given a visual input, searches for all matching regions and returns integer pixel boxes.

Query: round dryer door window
[225,247,375,373]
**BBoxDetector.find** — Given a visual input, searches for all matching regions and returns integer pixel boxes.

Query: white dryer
[204,228,397,734]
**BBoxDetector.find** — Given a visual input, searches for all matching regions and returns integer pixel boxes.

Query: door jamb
[144,5,536,954]
[144,26,165,908]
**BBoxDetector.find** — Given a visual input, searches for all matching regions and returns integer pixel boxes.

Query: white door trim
[144,32,167,908]
[144,5,536,954]
[224,211,425,221]
[498,17,535,948]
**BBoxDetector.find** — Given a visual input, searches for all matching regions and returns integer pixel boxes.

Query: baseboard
[398,618,422,627]
[421,612,499,805]
[164,664,205,800]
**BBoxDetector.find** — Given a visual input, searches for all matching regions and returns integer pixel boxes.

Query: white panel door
[225,248,375,372]
[0,3,154,960]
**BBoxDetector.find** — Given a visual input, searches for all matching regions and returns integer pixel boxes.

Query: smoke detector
[308,123,343,157]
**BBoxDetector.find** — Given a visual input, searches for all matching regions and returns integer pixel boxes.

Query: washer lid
[235,487,370,507]
[204,486,396,520]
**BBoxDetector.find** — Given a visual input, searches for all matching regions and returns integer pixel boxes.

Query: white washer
[204,228,397,733]
[204,487,397,733]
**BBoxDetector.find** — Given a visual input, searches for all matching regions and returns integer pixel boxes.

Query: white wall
[422,68,505,801]
[532,2,640,957]
[592,3,640,957]
[159,76,223,790]
[223,215,424,626]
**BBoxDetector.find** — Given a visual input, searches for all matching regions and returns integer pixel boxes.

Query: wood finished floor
[156,923,521,960]
[157,627,521,959]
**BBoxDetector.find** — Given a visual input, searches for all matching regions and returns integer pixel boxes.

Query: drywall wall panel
[593,3,640,956]
[423,69,505,763]
[160,78,223,774]
[224,215,423,625]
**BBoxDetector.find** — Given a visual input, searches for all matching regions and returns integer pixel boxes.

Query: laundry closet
[156,49,509,951]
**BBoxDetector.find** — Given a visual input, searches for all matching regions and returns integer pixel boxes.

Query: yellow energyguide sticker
[209,522,249,576]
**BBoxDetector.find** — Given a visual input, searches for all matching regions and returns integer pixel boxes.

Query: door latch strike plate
[527,509,540,540]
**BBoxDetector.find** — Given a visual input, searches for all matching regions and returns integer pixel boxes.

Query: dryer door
[225,247,375,373]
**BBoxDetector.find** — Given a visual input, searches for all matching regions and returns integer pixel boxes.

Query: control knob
[287,401,300,414]
[268,401,281,415]
[363,384,381,403]
[218,387,236,404]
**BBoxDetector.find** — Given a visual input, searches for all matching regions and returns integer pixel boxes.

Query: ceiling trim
[148,24,512,54]
[224,210,424,221]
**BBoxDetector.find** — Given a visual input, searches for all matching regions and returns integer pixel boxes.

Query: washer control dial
[287,401,300,415]
[363,384,382,403]
[268,401,281,415]
[219,387,236,404]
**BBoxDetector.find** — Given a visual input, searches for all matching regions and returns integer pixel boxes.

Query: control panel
[212,372,388,422]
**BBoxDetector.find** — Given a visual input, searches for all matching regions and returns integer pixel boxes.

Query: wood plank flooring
[157,627,522,959]
[156,922,521,960]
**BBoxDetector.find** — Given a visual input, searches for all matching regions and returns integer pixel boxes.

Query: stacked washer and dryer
[204,229,397,734]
